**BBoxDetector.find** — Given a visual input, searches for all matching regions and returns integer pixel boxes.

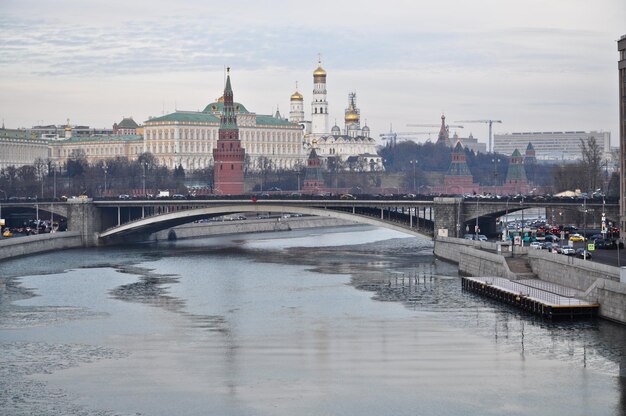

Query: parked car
[569,234,586,242]
[2,229,13,237]
[477,235,488,241]
[118,194,131,200]
[561,246,576,255]
[544,234,560,243]
[463,234,475,240]
[529,242,542,249]
[340,194,356,200]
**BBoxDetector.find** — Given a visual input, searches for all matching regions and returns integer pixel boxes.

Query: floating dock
[462,276,599,320]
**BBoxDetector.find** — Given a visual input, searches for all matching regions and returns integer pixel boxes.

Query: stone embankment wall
[433,236,517,279]
[150,217,356,241]
[435,237,626,324]
[527,250,626,324]
[0,231,83,261]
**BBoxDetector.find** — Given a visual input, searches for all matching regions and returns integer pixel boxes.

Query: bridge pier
[433,197,464,238]
[66,200,102,247]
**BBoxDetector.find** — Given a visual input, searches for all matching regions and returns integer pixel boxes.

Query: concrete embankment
[150,216,357,241]
[434,236,626,324]
[0,231,83,261]
[527,250,626,324]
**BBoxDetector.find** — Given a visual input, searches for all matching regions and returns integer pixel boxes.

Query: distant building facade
[0,127,49,169]
[494,131,611,162]
[450,132,487,154]
[144,83,304,172]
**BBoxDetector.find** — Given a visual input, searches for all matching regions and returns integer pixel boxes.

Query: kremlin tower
[436,114,450,146]
[311,58,329,136]
[213,68,245,195]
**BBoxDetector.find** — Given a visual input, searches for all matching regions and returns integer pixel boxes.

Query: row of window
[146,141,302,156]
[146,128,301,142]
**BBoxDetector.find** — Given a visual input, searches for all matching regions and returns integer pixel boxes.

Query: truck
[157,190,170,198]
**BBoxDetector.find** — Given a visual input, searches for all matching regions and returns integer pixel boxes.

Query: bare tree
[579,136,603,193]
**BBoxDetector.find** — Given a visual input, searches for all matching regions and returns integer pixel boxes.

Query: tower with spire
[311,57,329,136]
[213,68,246,195]
[303,143,325,192]
[502,149,530,194]
[440,142,479,194]
[436,114,450,146]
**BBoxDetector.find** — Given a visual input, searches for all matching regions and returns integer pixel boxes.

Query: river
[0,225,624,415]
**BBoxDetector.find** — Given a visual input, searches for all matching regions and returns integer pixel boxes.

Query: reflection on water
[0,225,624,416]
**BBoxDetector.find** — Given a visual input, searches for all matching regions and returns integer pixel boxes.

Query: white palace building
[1,62,383,173]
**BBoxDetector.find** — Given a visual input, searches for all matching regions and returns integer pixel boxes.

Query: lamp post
[503,196,510,241]
[0,189,6,233]
[475,196,479,240]
[520,196,525,246]
[297,170,301,192]
[492,157,500,187]
[142,162,147,196]
[102,163,108,196]
[583,196,588,260]
[410,160,418,193]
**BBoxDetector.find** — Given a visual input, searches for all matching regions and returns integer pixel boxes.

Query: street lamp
[102,163,108,196]
[297,170,301,192]
[142,162,148,196]
[492,157,500,187]
[410,160,418,193]
[583,195,588,260]
[503,196,510,241]
[0,189,6,233]
[520,196,525,246]
[475,196,479,240]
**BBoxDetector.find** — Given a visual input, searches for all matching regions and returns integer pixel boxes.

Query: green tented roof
[59,134,143,144]
[255,115,299,127]
[146,112,220,123]
[117,117,139,129]
[505,162,528,182]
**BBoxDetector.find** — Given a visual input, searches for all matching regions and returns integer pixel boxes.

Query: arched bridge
[0,197,618,246]
[95,199,436,243]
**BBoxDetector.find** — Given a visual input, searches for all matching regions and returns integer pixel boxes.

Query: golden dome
[290,91,303,101]
[345,111,359,123]
[217,95,224,103]
[313,66,326,76]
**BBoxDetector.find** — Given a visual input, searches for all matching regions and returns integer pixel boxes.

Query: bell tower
[311,57,329,136]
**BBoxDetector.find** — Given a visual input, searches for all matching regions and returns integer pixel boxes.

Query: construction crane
[455,119,502,153]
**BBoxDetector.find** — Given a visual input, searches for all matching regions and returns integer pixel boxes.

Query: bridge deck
[462,276,598,320]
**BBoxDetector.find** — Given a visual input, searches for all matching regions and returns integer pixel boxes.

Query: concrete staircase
[506,256,537,280]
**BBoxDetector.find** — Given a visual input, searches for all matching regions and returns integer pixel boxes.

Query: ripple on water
[0,342,130,416]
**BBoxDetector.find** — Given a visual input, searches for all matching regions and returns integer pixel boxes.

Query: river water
[0,225,624,415]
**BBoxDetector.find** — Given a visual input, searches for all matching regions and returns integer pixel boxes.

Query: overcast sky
[1,0,624,148]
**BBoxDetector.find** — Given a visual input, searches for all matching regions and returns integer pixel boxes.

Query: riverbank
[434,236,626,325]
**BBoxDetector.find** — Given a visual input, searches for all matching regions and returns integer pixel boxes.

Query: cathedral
[289,60,383,171]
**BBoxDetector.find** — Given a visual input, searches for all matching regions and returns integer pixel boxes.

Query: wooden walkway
[462,276,598,320]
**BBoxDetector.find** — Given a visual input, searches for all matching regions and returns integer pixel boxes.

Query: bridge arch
[98,203,433,242]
